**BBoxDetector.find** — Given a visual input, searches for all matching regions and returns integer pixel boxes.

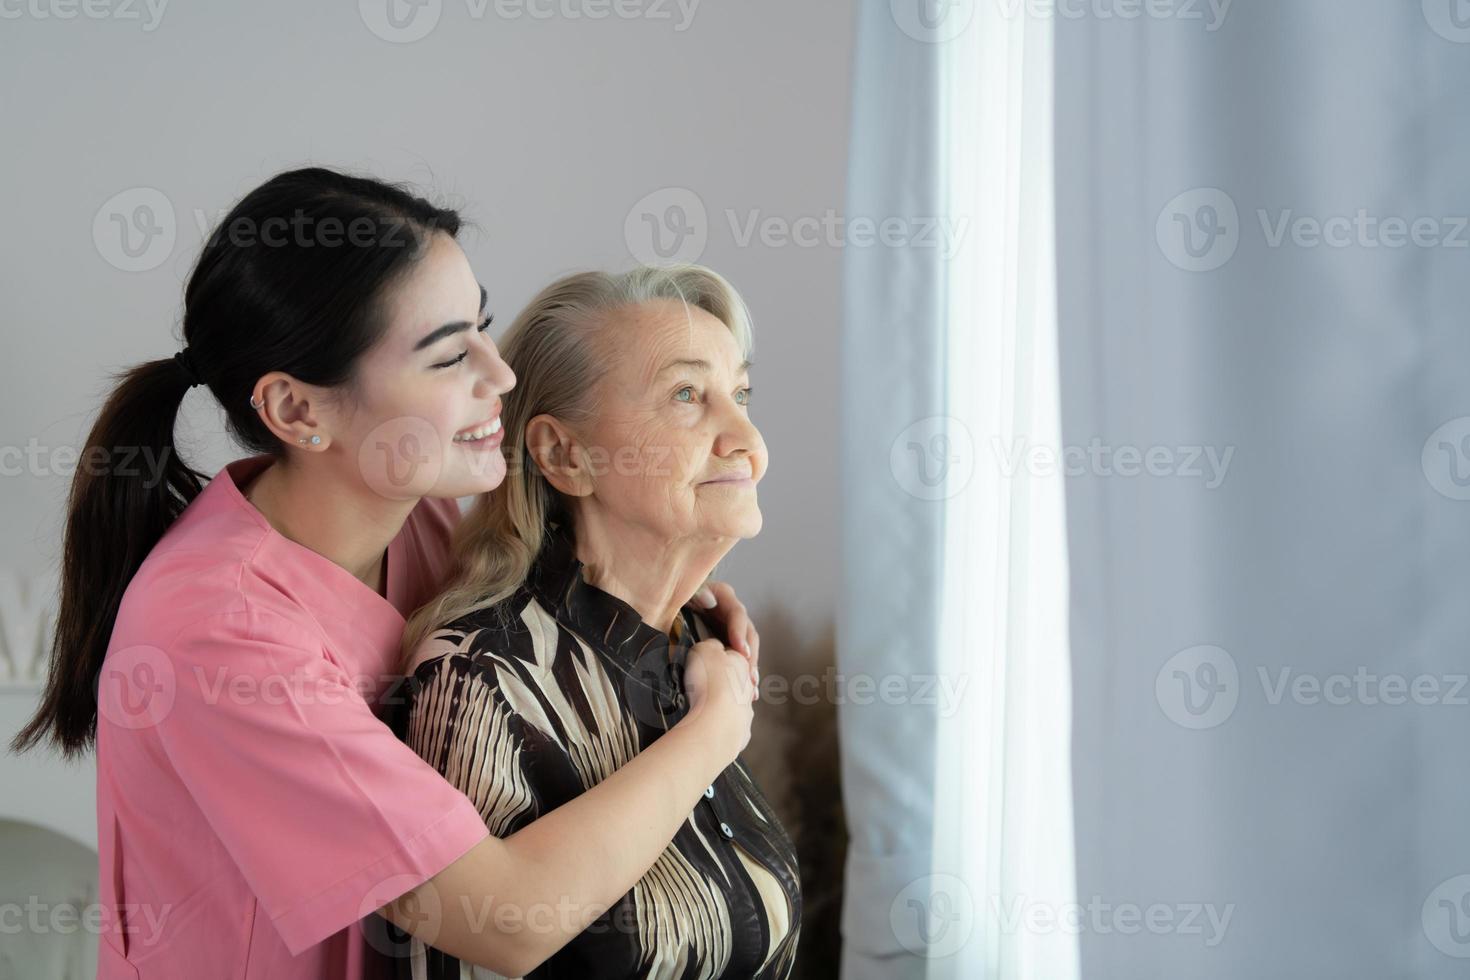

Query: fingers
[714,582,752,656]
[700,580,760,699]
[720,605,757,699]
[746,624,760,701]
[728,651,756,704]
[737,623,759,701]
[690,639,754,700]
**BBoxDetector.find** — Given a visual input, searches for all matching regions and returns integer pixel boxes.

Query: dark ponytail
[11,167,463,758]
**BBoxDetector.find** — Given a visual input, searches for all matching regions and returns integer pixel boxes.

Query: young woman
[10,167,761,979]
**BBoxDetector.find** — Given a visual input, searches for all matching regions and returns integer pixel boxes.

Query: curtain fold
[841,3,1076,978]
[838,5,945,978]
[930,4,1077,980]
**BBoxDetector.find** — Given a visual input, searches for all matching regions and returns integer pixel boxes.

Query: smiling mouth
[452,414,503,443]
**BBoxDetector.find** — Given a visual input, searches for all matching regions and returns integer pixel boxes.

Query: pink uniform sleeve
[149,602,490,955]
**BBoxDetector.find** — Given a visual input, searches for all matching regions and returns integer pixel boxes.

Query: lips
[699,471,753,485]
[453,411,503,443]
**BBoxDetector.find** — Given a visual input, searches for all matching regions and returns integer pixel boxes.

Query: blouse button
[704,784,716,799]
[720,822,734,838]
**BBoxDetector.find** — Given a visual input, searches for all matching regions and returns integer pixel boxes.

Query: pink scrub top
[92,454,491,979]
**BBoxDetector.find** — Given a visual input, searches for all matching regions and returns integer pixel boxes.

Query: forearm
[394,711,730,974]
[505,714,726,960]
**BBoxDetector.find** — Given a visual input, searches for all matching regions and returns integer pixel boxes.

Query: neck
[243,456,416,592]
[572,519,735,635]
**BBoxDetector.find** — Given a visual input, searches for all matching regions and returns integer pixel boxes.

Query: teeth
[454,416,503,442]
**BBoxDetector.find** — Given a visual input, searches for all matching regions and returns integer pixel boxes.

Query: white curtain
[840,3,1077,978]
[929,4,1078,979]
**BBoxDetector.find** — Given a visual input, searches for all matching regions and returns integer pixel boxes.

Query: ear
[525,413,593,497]
[254,371,330,451]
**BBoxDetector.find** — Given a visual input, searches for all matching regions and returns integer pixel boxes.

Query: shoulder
[109,578,328,694]
[403,586,538,679]
[114,532,329,662]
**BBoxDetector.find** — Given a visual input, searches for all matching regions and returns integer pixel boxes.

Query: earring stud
[298,435,321,446]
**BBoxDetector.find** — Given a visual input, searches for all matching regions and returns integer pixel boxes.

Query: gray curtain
[1056,2,1470,977]
[837,2,944,978]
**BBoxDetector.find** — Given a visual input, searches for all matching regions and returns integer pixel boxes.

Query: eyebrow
[654,357,753,378]
[413,284,489,352]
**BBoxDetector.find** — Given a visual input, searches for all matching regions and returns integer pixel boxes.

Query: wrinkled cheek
[658,483,699,533]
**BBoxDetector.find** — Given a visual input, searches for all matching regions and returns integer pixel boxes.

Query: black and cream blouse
[393,524,802,979]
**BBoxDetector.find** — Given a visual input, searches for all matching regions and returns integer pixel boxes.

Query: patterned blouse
[392,523,802,979]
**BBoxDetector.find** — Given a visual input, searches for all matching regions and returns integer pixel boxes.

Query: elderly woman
[394,265,801,979]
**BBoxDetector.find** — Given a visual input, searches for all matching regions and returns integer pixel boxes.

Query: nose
[711,393,762,467]
[471,332,516,397]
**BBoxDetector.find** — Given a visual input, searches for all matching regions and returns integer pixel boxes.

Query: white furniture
[0,570,98,979]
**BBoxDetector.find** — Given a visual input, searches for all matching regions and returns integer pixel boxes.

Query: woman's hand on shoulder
[681,638,756,762]
[690,580,759,700]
